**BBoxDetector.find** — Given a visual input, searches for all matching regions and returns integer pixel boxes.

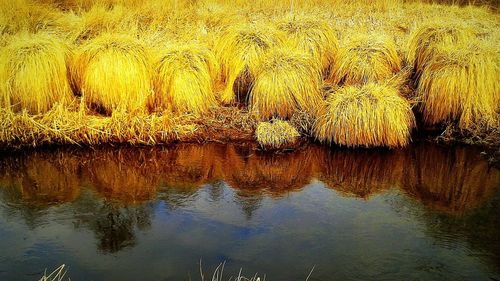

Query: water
[0,143,498,281]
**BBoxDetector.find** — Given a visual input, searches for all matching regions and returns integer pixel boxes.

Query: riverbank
[0,0,498,150]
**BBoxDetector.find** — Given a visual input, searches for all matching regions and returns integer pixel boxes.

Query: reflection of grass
[403,144,499,214]
[0,143,497,213]
[316,147,407,198]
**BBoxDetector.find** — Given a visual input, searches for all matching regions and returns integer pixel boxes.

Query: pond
[0,143,498,281]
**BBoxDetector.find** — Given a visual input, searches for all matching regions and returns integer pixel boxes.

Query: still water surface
[0,143,498,281]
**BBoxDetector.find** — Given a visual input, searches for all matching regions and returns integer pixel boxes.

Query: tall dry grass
[71,33,153,114]
[0,32,73,114]
[407,22,475,81]
[314,83,415,148]
[153,43,218,115]
[276,14,339,76]
[331,34,401,84]
[416,42,499,129]
[255,119,300,150]
[214,24,284,104]
[250,47,322,119]
[0,0,498,148]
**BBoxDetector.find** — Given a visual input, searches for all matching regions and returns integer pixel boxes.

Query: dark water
[0,143,498,281]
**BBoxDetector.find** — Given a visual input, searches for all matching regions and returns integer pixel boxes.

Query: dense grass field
[0,0,498,149]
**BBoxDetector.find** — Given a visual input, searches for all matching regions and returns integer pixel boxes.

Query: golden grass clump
[314,83,415,148]
[417,43,499,129]
[331,34,401,84]
[407,22,475,80]
[71,33,153,114]
[255,119,300,150]
[75,4,130,41]
[214,24,284,104]
[153,43,218,115]
[0,32,73,114]
[250,47,323,119]
[276,14,339,75]
[0,0,79,38]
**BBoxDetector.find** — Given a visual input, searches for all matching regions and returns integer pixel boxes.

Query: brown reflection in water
[223,145,316,196]
[314,147,408,199]
[159,144,225,189]
[402,144,499,214]
[0,143,498,215]
[0,151,80,206]
[83,149,161,205]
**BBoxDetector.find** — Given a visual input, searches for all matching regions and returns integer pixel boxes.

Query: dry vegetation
[0,0,498,149]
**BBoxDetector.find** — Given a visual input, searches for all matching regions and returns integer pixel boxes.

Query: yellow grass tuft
[255,119,300,150]
[331,34,401,85]
[71,33,153,114]
[0,32,73,114]
[250,47,323,119]
[417,42,499,129]
[407,22,475,80]
[214,23,284,104]
[314,83,415,148]
[75,3,132,41]
[276,14,339,76]
[153,43,218,115]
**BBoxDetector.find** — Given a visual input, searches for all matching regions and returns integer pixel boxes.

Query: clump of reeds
[314,83,415,148]
[416,42,499,129]
[39,264,67,281]
[255,119,300,150]
[407,22,475,80]
[214,24,283,104]
[250,47,322,119]
[75,3,130,41]
[153,43,218,115]
[330,34,401,84]
[0,103,194,149]
[71,33,153,114]
[0,32,73,114]
[276,14,339,76]
[200,261,267,281]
